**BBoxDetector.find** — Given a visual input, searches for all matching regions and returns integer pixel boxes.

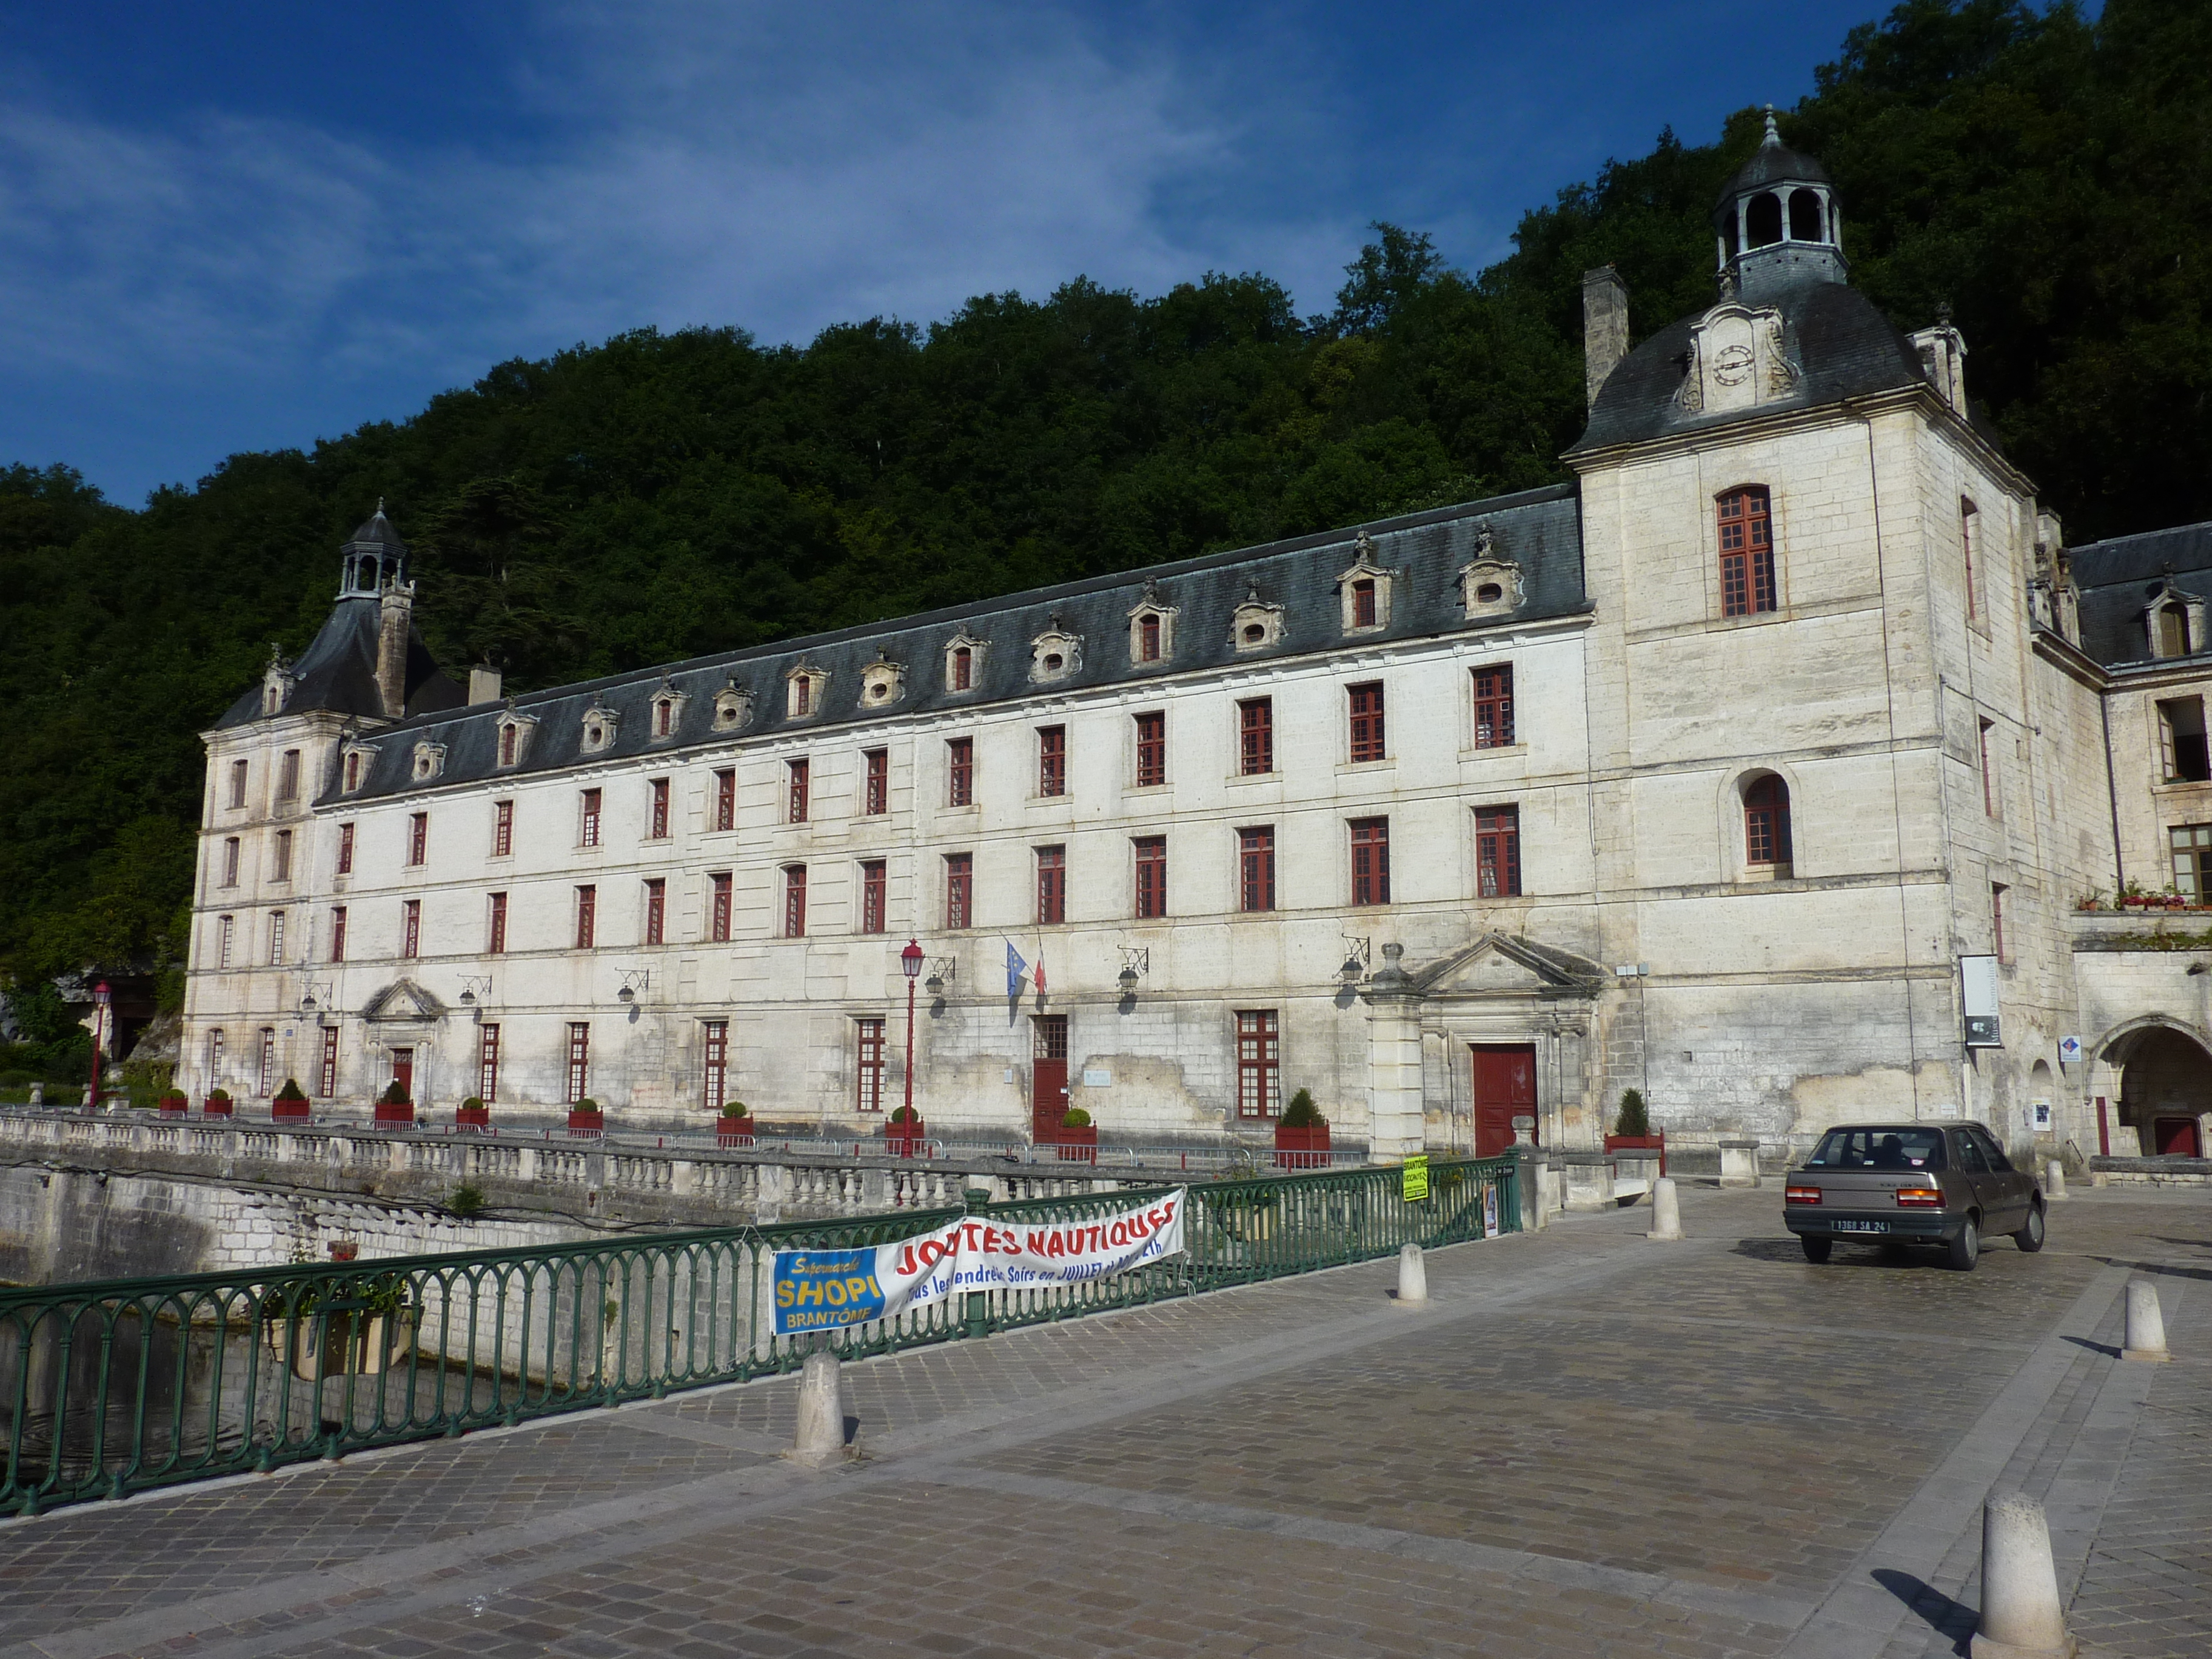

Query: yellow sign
[1401,1154,1430,1202]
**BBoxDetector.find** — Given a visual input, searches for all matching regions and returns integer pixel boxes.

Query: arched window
[1746,192,1783,248]
[1138,612,1161,662]
[1788,189,1824,242]
[953,646,973,691]
[1744,775,1793,870]
[1352,578,1378,628]
[1717,487,1776,617]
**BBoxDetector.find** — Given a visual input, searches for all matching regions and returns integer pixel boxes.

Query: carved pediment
[1458,551,1524,620]
[360,979,447,1024]
[1412,933,1606,1001]
[1030,617,1082,684]
[859,652,907,708]
[1676,303,1798,417]
[712,679,753,732]
[579,699,618,754]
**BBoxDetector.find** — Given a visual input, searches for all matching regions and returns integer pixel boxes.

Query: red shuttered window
[1036,845,1065,925]
[645,878,666,945]
[947,739,973,807]
[1236,1011,1281,1118]
[581,788,602,848]
[1239,826,1275,913]
[575,885,596,949]
[407,812,428,866]
[863,750,888,815]
[1744,776,1792,867]
[319,1027,338,1098]
[855,1019,885,1113]
[787,759,809,824]
[1037,726,1066,797]
[330,906,347,964]
[478,1024,500,1105]
[782,866,807,938]
[1352,578,1377,628]
[859,860,886,933]
[1133,837,1167,919]
[487,892,506,954]
[1239,698,1273,776]
[493,800,513,857]
[1348,683,1386,763]
[1475,806,1521,898]
[337,822,354,874]
[1350,818,1390,906]
[401,899,421,958]
[715,768,736,831]
[649,777,671,839]
[1134,712,1165,787]
[702,1021,726,1111]
[945,853,973,929]
[1471,665,1515,749]
[565,1024,589,1104]
[710,873,732,942]
[1717,487,1777,617]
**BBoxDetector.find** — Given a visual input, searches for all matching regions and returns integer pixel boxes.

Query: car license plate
[1832,1220,1889,1234]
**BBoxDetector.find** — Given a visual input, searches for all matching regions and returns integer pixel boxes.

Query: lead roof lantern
[1713,108,1846,303]
[338,500,409,598]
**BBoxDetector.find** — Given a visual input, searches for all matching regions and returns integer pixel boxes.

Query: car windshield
[1806,1128,1946,1171]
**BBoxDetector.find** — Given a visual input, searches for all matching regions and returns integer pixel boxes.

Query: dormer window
[494,708,538,769]
[1029,620,1081,685]
[1458,534,1524,621]
[2148,588,2205,660]
[1127,587,1176,666]
[1336,535,1395,634]
[411,742,446,783]
[1231,586,1284,652]
[339,742,377,794]
[648,683,687,740]
[712,680,752,731]
[860,654,907,707]
[261,654,294,717]
[785,665,827,718]
[580,700,618,754]
[943,631,987,693]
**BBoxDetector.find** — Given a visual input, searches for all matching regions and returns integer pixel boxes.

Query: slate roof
[2068,520,2212,668]
[214,597,466,730]
[1717,137,1831,203]
[325,483,1586,806]
[1566,281,1942,458]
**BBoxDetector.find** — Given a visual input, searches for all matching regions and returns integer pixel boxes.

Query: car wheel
[2014,1202,2046,1253]
[1946,1216,1980,1272]
[1801,1236,1832,1264]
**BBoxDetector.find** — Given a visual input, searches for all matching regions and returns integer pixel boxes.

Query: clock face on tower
[1714,343,1755,387]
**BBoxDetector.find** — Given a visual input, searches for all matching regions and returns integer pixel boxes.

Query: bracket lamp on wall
[1338,937,1372,988]
[1118,946,1150,996]
[616,969,651,1005]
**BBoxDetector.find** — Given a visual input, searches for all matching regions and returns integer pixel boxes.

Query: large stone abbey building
[183,124,2212,1163]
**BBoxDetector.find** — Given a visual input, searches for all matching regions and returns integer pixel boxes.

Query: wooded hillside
[2,0,2205,1051]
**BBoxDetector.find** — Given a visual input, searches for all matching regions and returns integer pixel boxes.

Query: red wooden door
[390,1048,414,1099]
[1471,1044,1536,1156]
[1032,1016,1069,1142]
[2154,1116,2202,1156]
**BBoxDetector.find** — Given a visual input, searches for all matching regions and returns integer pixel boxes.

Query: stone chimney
[468,664,503,705]
[1583,267,1629,409]
[376,584,414,720]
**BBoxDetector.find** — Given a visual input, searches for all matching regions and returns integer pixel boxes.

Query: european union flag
[1005,941,1027,998]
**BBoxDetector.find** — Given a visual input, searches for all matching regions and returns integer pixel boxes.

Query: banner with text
[771,1189,1187,1336]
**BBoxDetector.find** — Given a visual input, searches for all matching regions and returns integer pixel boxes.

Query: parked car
[1783,1122,2045,1270]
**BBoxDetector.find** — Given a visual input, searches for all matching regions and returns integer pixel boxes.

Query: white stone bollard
[788,1349,848,1466]
[1718,1139,1763,1189]
[1970,1492,2074,1659]
[2122,1279,2169,1362]
[1395,1242,1427,1306]
[1648,1178,1684,1241]
[2044,1159,2066,1201]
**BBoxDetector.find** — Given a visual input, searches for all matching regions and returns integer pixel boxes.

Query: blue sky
[2,1,1891,505]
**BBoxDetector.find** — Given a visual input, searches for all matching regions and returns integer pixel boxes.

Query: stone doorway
[1031,1015,1068,1143]
[2111,1024,2212,1157]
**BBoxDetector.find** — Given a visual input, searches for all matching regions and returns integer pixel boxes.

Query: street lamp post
[899,938,925,1118]
[88,980,112,1112]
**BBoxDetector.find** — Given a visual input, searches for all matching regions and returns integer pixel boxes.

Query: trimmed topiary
[377,1079,411,1107]
[721,1100,753,1118]
[1061,1107,1091,1129]
[1615,1089,1650,1138]
[1279,1089,1325,1129]
[274,1078,310,1105]
[890,1104,920,1124]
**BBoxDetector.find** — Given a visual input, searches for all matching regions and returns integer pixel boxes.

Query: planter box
[264,1310,415,1382]
[568,1111,606,1138]
[885,1119,927,1158]
[1274,1123,1332,1170]
[1053,1124,1098,1163]
[157,1099,189,1118]
[1604,1133,1666,1176]
[202,1098,233,1118]
[455,1105,491,1130]
[272,1098,312,1122]
[716,1120,756,1148]
[372,1102,415,1129]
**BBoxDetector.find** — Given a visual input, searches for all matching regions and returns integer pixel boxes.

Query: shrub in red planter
[1055,1107,1098,1164]
[568,1098,605,1138]
[1273,1089,1331,1170]
[272,1079,312,1122]
[157,1088,190,1117]
[885,1103,927,1157]
[372,1079,414,1128]
[455,1096,491,1130]
[203,1088,233,1118]
[717,1102,756,1147]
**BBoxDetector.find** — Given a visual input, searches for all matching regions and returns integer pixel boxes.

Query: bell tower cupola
[339,500,408,598]
[1714,107,1847,303]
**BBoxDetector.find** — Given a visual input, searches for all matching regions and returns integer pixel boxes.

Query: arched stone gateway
[2096,1018,2212,1157]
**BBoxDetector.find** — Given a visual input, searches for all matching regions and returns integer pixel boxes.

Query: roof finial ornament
[377,495,385,514]
[1761,104,1780,147]
[1936,299,1954,326]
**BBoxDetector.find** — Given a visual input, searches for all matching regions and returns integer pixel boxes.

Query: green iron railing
[0,1153,1517,1517]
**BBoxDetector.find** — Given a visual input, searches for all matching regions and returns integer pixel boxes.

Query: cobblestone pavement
[1,1183,2205,1659]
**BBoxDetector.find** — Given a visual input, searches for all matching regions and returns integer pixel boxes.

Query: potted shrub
[272,1078,312,1122]
[372,1079,414,1129]
[1273,1090,1332,1169]
[885,1103,926,1157]
[156,1087,190,1118]
[568,1096,605,1137]
[203,1087,233,1118]
[1054,1105,1098,1163]
[716,1100,756,1147]
[1603,1088,1665,1173]
[455,1094,491,1130]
